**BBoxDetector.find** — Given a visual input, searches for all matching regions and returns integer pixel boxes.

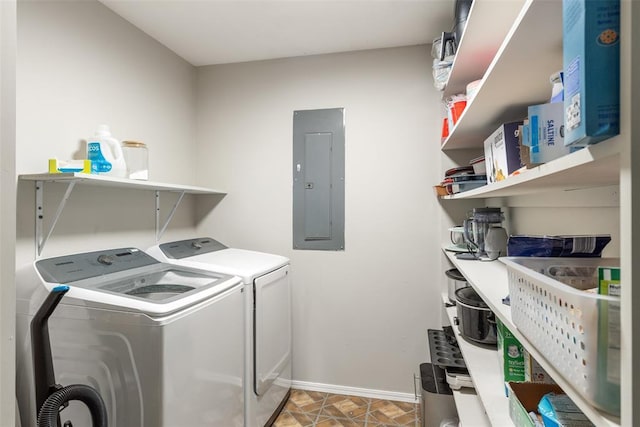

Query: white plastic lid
[95,124,111,137]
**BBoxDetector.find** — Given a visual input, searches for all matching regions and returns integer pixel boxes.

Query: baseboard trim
[290,380,418,403]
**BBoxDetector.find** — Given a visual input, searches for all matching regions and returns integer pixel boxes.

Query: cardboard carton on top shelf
[563,0,620,146]
[519,122,539,170]
[484,121,524,184]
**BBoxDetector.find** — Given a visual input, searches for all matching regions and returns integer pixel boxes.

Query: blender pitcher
[462,207,504,256]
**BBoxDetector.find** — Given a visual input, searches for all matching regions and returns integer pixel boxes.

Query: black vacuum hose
[37,384,108,427]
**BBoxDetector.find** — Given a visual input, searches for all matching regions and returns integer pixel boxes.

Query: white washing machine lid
[148,238,289,283]
[34,247,242,316]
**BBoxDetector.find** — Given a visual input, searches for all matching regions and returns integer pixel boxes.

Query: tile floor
[272,389,421,427]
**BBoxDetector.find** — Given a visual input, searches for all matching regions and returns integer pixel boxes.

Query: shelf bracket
[155,190,186,242]
[35,180,76,257]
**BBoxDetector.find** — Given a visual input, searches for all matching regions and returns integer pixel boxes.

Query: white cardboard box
[484,121,523,183]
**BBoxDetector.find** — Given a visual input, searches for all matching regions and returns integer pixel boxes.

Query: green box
[499,320,555,398]
[497,319,526,383]
[598,266,620,296]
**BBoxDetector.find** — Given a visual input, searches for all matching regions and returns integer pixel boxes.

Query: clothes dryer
[147,238,291,427]
[16,247,244,427]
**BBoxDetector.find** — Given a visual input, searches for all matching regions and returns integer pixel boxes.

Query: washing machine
[16,247,245,427]
[147,237,292,427]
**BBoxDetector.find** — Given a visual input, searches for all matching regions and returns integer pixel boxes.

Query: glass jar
[122,141,148,180]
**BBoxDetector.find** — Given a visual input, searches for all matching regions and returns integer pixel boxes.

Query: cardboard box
[518,122,538,169]
[598,266,620,296]
[563,0,620,146]
[538,392,595,427]
[508,382,564,427]
[498,319,555,397]
[525,103,580,163]
[48,158,91,174]
[597,266,621,413]
[484,121,523,183]
[523,348,554,384]
[498,319,526,383]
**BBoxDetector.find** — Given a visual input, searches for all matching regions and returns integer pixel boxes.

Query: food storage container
[122,141,148,180]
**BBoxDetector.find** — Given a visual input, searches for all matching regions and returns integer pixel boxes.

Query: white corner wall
[195,46,446,395]
[1,0,16,423]
[16,0,199,263]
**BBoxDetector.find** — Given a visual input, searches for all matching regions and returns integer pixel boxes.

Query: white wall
[16,0,199,264]
[1,0,16,423]
[195,46,447,394]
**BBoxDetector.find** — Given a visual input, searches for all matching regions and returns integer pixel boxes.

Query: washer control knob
[97,254,114,265]
[192,241,203,250]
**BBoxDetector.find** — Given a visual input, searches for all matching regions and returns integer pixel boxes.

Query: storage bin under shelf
[502,257,621,416]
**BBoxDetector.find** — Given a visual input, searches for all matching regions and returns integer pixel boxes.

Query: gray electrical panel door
[293,108,345,250]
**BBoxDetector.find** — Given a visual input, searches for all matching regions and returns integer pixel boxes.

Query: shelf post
[35,181,43,258]
[35,180,76,257]
[155,190,160,241]
[155,190,186,242]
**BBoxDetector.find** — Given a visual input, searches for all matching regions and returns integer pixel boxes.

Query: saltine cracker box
[484,121,523,184]
[525,103,580,163]
[563,0,620,146]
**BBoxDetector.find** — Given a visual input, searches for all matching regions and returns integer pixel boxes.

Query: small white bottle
[86,125,127,177]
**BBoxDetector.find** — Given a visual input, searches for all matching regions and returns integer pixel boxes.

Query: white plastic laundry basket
[502,257,620,416]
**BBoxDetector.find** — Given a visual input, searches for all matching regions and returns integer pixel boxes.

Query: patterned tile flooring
[273,389,421,427]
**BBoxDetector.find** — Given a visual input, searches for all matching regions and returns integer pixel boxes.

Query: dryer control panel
[159,237,227,259]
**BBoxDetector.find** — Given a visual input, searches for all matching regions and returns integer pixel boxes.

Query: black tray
[428,329,467,369]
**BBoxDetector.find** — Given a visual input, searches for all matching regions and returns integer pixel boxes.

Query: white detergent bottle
[87,125,127,177]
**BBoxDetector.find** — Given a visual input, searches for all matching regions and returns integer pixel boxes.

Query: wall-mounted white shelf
[442,0,562,150]
[441,137,621,199]
[19,173,226,256]
[441,0,525,98]
[452,387,491,427]
[436,0,631,423]
[442,301,511,426]
[19,172,224,194]
[434,295,493,425]
[439,295,492,426]
[443,249,620,427]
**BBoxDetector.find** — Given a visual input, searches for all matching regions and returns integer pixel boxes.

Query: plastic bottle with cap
[86,125,127,177]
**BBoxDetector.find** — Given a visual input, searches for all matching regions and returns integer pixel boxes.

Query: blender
[458,207,507,260]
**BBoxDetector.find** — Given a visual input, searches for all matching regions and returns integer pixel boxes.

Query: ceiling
[99,0,454,66]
